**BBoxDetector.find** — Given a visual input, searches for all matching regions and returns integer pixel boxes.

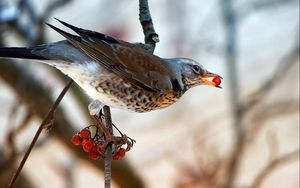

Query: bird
[0,19,222,113]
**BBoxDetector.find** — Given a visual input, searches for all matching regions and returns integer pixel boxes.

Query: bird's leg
[93,114,113,143]
[88,100,113,144]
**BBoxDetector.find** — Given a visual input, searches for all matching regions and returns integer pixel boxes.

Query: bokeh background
[0,0,299,188]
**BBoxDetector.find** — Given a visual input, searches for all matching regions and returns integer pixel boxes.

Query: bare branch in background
[220,0,299,186]
[220,1,245,187]
[0,0,71,45]
[243,44,299,143]
[8,79,74,188]
[243,45,299,111]
[251,150,299,188]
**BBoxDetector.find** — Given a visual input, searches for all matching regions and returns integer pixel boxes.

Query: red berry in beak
[212,76,221,86]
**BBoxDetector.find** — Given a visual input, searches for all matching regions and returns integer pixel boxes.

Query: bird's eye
[192,65,201,73]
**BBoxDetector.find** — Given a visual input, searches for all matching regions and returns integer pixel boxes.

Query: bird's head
[166,58,222,90]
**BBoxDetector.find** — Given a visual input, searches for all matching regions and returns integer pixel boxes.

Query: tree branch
[242,45,299,112]
[138,0,159,52]
[220,1,245,188]
[102,106,113,188]
[251,150,299,188]
[8,79,74,188]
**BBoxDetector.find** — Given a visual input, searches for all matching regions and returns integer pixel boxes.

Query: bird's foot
[92,113,113,143]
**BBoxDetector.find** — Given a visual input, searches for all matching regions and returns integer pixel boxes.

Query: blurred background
[0,0,299,188]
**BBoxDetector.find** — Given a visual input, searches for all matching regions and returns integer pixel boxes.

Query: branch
[102,106,113,188]
[242,44,299,142]
[8,79,74,188]
[243,45,299,111]
[138,0,159,52]
[251,150,299,188]
[220,1,245,188]
[0,0,72,45]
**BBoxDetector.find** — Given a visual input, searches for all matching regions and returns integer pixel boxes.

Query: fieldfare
[0,19,222,113]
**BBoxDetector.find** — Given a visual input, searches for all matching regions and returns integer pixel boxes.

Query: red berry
[71,134,82,146]
[212,76,221,86]
[112,154,120,160]
[89,153,99,160]
[80,128,91,139]
[97,144,103,153]
[89,146,100,160]
[118,148,126,157]
[82,139,94,152]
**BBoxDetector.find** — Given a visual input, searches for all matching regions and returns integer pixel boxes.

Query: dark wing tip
[54,19,119,44]
[45,22,82,42]
[54,18,80,31]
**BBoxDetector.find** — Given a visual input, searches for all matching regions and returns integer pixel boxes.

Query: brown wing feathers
[46,20,173,92]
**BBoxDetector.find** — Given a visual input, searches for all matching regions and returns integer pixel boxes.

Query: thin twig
[251,150,299,188]
[8,79,73,188]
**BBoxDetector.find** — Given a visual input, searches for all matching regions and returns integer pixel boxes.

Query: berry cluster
[71,126,127,160]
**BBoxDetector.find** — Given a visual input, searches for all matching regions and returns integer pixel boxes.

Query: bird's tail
[0,47,47,60]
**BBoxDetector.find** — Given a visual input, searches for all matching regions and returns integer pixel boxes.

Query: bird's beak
[199,73,223,88]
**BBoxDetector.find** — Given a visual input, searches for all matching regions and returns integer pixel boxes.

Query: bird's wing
[46,20,175,92]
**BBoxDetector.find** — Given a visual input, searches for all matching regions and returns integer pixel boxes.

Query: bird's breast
[53,60,184,112]
[84,76,184,112]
